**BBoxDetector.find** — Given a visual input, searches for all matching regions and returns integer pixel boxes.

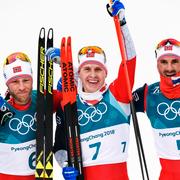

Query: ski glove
[54,150,68,167]
[0,96,14,126]
[57,67,78,91]
[62,167,79,180]
[46,47,61,64]
[107,0,126,26]
[57,78,62,91]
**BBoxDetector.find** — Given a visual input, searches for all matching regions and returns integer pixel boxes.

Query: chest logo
[9,113,36,135]
[157,101,180,120]
[78,102,107,126]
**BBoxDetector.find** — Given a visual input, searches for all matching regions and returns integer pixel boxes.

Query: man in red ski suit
[47,1,137,179]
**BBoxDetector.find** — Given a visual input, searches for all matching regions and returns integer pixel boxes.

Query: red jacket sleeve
[109,57,136,103]
[53,90,63,112]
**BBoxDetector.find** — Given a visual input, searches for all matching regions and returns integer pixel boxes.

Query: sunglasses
[78,46,106,62]
[156,38,180,50]
[4,52,31,66]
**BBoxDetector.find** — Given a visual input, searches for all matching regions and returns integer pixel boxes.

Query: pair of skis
[35,27,54,180]
[35,29,83,179]
[60,37,84,180]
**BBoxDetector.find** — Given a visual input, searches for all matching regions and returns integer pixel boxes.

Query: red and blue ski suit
[54,23,136,180]
[133,83,180,180]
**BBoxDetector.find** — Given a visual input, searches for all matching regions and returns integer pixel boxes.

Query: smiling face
[157,56,180,77]
[78,63,107,93]
[7,76,33,105]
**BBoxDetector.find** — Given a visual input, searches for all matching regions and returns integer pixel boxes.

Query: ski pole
[109,1,149,179]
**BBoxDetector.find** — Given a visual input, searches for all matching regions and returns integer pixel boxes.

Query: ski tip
[39,27,45,39]
[67,36,71,45]
[47,28,53,40]
[61,37,66,46]
[67,36,71,40]
[39,27,45,33]
[48,27,53,31]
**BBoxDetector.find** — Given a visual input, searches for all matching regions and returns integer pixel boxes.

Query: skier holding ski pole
[108,0,149,179]
[133,38,180,180]
[0,52,62,180]
[46,1,137,179]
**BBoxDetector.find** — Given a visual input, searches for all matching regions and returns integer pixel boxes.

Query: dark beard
[8,88,32,105]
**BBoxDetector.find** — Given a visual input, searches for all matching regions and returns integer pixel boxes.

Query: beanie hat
[78,46,107,73]
[155,38,180,61]
[3,52,33,85]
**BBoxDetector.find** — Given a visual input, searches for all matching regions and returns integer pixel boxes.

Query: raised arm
[107,0,136,103]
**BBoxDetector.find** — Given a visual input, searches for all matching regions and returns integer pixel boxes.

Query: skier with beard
[133,38,180,180]
[0,52,62,180]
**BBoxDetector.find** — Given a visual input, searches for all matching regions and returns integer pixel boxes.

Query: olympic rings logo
[9,114,36,135]
[157,101,180,121]
[78,102,107,126]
